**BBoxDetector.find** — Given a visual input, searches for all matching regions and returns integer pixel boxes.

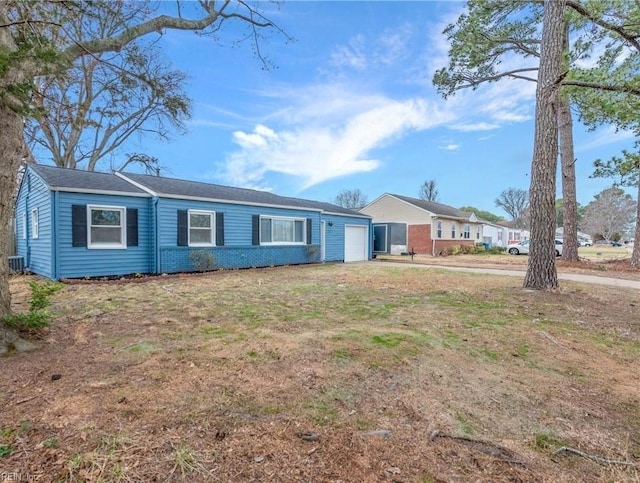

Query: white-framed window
[188,210,215,246]
[260,216,305,245]
[88,205,126,249]
[22,212,27,240]
[451,223,456,239]
[476,226,481,240]
[437,221,442,238]
[463,223,470,239]
[31,208,39,239]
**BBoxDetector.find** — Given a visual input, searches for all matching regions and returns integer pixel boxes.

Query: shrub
[189,250,217,272]
[28,280,63,311]
[1,280,63,332]
[447,245,462,256]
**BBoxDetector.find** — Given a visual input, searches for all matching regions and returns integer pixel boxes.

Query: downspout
[24,186,30,269]
[431,216,437,256]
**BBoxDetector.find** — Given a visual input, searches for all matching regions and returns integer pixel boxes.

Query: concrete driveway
[361,260,640,290]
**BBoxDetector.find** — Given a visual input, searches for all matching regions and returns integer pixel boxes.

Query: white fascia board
[360,192,389,211]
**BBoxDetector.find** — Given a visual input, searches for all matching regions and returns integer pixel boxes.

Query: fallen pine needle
[553,446,635,466]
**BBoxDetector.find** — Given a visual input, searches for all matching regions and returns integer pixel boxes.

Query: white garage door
[344,225,368,262]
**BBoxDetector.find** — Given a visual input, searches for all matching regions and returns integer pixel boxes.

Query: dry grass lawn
[1,263,640,482]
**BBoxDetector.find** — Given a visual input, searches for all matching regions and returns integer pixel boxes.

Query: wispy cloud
[220,89,452,189]
[576,126,636,153]
[439,143,460,151]
[328,24,413,73]
[450,122,499,132]
[329,34,368,70]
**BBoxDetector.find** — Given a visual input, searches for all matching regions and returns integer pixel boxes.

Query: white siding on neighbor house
[482,224,510,247]
[360,195,432,224]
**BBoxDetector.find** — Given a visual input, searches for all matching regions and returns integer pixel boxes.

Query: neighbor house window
[22,212,26,239]
[437,221,442,238]
[31,208,39,239]
[476,226,481,240]
[88,205,125,249]
[451,223,456,239]
[463,224,470,239]
[260,216,305,244]
[188,210,215,246]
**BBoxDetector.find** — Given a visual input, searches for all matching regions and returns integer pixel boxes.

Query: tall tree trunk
[558,97,579,261]
[524,0,566,290]
[0,102,24,318]
[558,20,579,262]
[631,182,640,267]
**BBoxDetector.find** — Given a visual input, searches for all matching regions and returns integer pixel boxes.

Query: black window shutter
[252,215,260,245]
[216,212,224,246]
[177,210,188,246]
[72,205,87,247]
[306,218,313,245]
[127,208,138,247]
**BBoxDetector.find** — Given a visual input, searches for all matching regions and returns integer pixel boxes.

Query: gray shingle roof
[29,164,148,194]
[391,194,473,220]
[120,172,366,216]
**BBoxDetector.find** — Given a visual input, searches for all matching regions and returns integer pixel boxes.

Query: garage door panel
[345,225,368,262]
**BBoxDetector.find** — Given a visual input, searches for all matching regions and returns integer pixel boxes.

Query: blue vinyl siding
[15,164,370,279]
[56,193,152,279]
[157,198,322,273]
[15,170,53,278]
[15,185,28,264]
[321,214,371,262]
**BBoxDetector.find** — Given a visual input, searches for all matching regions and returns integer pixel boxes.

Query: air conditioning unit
[8,256,24,274]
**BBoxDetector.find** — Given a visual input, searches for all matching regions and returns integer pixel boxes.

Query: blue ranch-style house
[15,165,371,280]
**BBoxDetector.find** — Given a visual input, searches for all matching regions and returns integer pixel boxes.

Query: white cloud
[439,143,459,151]
[221,90,452,189]
[576,126,636,153]
[450,122,499,132]
[328,25,413,73]
[329,34,368,70]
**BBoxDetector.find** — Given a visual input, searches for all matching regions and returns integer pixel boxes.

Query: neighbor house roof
[28,164,148,195]
[118,172,367,217]
[389,194,475,220]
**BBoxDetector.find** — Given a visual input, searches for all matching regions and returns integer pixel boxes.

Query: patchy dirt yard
[1,263,640,482]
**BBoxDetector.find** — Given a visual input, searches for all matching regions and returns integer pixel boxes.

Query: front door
[373,225,387,253]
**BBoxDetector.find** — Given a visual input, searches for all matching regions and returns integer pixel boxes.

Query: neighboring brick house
[360,193,482,255]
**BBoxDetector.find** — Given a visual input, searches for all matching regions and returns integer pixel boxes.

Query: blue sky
[81,2,640,217]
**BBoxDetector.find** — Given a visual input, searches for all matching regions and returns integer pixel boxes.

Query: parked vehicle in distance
[594,239,623,247]
[579,240,592,247]
[507,239,563,256]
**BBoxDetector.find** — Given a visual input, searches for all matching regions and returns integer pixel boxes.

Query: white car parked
[507,239,563,257]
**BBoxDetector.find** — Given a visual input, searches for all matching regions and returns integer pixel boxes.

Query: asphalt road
[362,261,640,290]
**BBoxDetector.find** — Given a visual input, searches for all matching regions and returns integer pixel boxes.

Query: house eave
[49,187,151,198]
